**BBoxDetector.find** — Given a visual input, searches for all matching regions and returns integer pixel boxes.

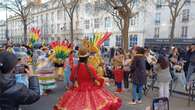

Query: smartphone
[152,97,169,110]
[14,64,29,74]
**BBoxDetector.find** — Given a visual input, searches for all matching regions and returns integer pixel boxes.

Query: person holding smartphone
[0,51,40,110]
[14,56,30,88]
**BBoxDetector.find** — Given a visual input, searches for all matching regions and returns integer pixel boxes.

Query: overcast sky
[0,0,49,21]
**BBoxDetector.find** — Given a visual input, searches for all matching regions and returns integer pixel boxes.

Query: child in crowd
[64,51,74,89]
[123,54,131,91]
[113,60,124,93]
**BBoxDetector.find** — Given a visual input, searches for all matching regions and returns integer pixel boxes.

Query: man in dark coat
[183,46,192,78]
[0,51,40,110]
[129,47,147,105]
[186,43,195,83]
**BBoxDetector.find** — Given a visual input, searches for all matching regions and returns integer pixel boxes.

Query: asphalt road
[22,81,195,110]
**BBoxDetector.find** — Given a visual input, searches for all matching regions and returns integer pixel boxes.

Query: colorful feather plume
[30,27,40,44]
[90,32,112,47]
[50,41,72,60]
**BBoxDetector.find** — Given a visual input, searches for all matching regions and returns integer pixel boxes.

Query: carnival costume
[54,48,121,110]
[36,56,56,93]
[50,41,71,80]
[82,32,112,77]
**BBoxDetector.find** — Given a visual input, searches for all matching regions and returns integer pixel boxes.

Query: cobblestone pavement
[22,81,195,110]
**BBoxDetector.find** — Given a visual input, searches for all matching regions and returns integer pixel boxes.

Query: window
[51,24,54,33]
[181,26,188,38]
[154,27,160,38]
[94,0,100,12]
[105,17,111,28]
[156,0,163,9]
[36,16,39,25]
[130,17,135,26]
[57,24,60,33]
[63,23,66,31]
[51,12,54,22]
[57,10,62,20]
[129,35,138,47]
[185,0,191,5]
[41,15,43,23]
[94,18,100,28]
[182,9,190,22]
[171,0,177,5]
[85,20,90,29]
[155,13,161,25]
[85,3,91,14]
[46,13,48,23]
[115,35,122,47]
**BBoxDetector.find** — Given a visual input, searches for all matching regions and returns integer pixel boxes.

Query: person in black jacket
[129,47,147,105]
[183,46,192,78]
[186,43,195,84]
[0,51,40,110]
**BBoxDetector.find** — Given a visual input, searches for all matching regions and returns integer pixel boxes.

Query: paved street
[22,81,195,110]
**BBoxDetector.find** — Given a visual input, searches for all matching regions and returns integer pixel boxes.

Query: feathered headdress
[50,41,72,60]
[30,27,40,44]
[87,32,112,53]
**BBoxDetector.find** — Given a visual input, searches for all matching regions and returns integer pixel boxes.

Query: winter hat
[0,51,18,74]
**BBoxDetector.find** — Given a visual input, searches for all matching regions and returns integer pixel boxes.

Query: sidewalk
[22,81,195,110]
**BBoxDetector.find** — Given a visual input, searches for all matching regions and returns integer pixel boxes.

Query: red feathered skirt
[54,84,121,110]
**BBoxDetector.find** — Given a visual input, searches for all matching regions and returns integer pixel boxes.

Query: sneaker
[128,101,136,105]
[115,88,123,93]
[137,100,142,104]
[185,82,191,91]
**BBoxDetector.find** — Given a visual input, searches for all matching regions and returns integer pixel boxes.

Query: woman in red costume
[54,48,121,110]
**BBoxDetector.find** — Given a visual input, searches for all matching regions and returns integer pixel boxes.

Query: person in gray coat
[155,55,171,98]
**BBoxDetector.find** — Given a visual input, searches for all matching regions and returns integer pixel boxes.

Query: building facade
[8,0,195,48]
[0,20,6,43]
[144,0,195,48]
[7,0,145,48]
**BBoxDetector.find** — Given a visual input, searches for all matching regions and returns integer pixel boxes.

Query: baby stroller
[144,58,158,96]
[105,64,114,79]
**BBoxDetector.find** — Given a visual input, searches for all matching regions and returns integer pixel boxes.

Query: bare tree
[58,0,79,44]
[166,0,188,49]
[101,0,145,51]
[4,0,33,44]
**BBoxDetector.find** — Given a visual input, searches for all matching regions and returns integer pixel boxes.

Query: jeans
[175,71,186,87]
[170,68,177,81]
[64,65,71,86]
[159,82,169,98]
[132,83,143,101]
[186,64,195,83]
[123,71,130,89]
[116,82,122,89]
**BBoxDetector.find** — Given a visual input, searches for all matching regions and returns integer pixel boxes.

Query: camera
[14,64,29,74]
